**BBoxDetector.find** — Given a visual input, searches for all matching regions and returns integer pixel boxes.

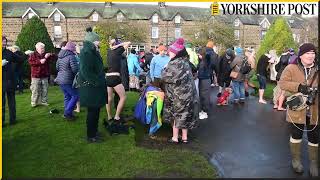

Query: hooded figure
[161,38,199,144]
[279,43,318,177]
[230,47,246,103]
[2,36,22,126]
[78,30,107,143]
[55,41,79,119]
[218,48,234,88]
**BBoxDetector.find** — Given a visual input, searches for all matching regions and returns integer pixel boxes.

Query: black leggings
[86,107,101,138]
[289,118,319,144]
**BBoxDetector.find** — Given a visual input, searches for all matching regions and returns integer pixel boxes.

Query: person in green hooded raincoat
[78,28,107,143]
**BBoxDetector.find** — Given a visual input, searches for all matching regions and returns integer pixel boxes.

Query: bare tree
[184,19,236,52]
[304,17,318,48]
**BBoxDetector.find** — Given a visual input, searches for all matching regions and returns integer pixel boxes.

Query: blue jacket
[55,49,79,85]
[127,53,143,76]
[198,47,219,80]
[149,54,170,81]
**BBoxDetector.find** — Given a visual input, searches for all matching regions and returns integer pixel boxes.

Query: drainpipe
[242,25,245,47]
[66,18,69,41]
[166,20,169,46]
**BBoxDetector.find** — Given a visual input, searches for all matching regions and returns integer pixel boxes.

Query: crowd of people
[2,27,318,176]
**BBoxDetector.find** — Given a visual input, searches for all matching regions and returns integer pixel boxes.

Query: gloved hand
[298,84,311,94]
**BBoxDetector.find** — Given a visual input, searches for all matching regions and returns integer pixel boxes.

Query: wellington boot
[308,145,318,177]
[290,142,304,173]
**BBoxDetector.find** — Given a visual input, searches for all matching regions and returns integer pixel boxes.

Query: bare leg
[106,87,114,120]
[113,84,126,120]
[259,89,267,104]
[182,129,188,141]
[74,101,80,113]
[172,121,179,142]
[277,90,286,111]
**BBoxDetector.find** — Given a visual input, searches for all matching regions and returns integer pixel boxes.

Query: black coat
[120,54,129,91]
[13,50,27,74]
[206,47,219,74]
[142,52,154,71]
[256,54,270,77]
[275,54,290,81]
[2,48,22,92]
[218,54,234,85]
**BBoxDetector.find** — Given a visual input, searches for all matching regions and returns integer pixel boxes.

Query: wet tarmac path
[192,87,312,178]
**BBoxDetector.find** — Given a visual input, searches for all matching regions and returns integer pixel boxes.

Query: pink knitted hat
[168,38,185,55]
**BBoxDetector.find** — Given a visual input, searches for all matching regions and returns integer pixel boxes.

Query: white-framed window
[54,26,62,38]
[139,45,145,52]
[151,27,159,39]
[194,32,200,39]
[151,45,158,50]
[261,30,267,40]
[117,12,124,22]
[54,13,60,22]
[175,28,181,39]
[234,30,240,40]
[262,21,268,29]
[92,13,99,22]
[292,33,296,42]
[128,45,138,52]
[152,14,159,24]
[28,12,35,19]
[234,18,240,27]
[175,15,181,24]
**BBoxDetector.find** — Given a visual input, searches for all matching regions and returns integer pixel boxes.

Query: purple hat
[168,38,185,55]
[65,42,76,53]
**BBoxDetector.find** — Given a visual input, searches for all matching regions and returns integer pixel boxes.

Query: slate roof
[285,16,305,29]
[2,2,307,28]
[2,2,211,20]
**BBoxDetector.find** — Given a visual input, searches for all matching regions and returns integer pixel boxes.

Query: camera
[306,87,318,106]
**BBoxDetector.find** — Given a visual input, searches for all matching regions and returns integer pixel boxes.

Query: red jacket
[29,52,51,78]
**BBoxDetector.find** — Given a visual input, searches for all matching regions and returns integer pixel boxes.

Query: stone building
[2,2,312,52]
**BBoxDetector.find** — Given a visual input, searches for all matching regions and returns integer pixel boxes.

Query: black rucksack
[275,54,290,72]
[240,57,252,74]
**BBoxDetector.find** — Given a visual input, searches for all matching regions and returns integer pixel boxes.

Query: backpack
[275,54,290,72]
[134,88,148,124]
[275,61,281,72]
[134,85,159,124]
[240,57,252,74]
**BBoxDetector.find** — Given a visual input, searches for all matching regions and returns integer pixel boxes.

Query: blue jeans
[60,84,79,117]
[232,81,245,101]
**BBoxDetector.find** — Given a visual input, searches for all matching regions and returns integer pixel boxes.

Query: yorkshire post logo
[219,2,318,16]
[211,2,219,15]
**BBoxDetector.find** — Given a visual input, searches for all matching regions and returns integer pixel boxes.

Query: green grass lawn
[249,75,276,100]
[2,86,217,178]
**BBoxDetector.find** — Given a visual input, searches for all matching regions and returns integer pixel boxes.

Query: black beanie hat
[298,43,316,57]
